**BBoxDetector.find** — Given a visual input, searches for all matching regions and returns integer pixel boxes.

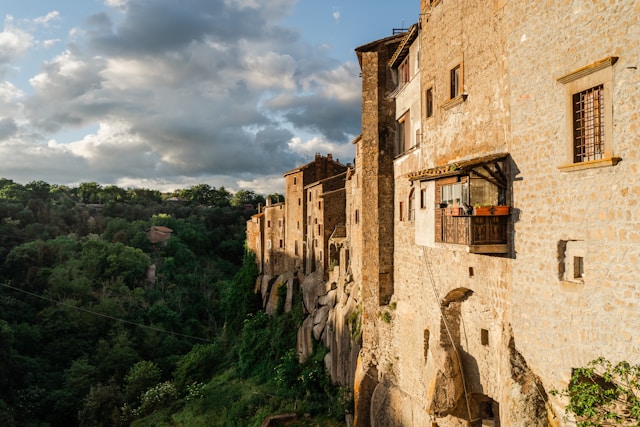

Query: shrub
[551,357,640,426]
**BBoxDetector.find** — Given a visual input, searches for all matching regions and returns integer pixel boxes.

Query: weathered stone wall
[373,1,551,425]
[506,0,640,417]
[246,213,263,271]
[262,202,286,276]
[284,170,304,272]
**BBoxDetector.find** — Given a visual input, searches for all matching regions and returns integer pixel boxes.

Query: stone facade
[246,1,640,425]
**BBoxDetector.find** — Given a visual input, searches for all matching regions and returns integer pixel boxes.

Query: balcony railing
[437,208,509,253]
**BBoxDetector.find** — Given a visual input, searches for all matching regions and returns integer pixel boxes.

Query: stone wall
[506,0,640,416]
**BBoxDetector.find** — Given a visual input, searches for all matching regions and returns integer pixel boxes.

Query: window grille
[573,85,604,163]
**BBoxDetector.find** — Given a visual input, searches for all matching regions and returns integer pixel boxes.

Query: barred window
[573,85,604,163]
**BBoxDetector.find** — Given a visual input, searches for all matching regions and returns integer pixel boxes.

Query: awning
[408,152,509,188]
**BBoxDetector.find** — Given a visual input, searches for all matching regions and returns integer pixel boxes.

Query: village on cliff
[246,1,640,425]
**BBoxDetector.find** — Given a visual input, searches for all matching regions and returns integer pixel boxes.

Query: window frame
[557,57,620,171]
[450,65,461,99]
[425,87,434,119]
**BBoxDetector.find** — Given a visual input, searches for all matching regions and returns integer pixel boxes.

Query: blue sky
[0,0,418,193]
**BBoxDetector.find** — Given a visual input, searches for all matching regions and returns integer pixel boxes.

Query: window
[425,87,434,118]
[481,329,489,346]
[355,209,359,224]
[572,85,604,163]
[420,188,427,209]
[450,65,461,99]
[559,240,586,284]
[423,329,430,359]
[297,221,300,230]
[298,198,301,206]
[293,177,297,185]
[400,55,410,85]
[399,201,404,221]
[267,220,271,228]
[408,189,415,221]
[278,219,282,228]
[441,182,468,206]
[318,201,322,210]
[574,256,584,279]
[318,224,321,235]
[294,240,299,256]
[557,56,619,171]
[279,239,283,248]
[396,112,410,155]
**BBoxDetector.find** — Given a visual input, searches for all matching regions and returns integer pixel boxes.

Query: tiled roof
[407,152,509,182]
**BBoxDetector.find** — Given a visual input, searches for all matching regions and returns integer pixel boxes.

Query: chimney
[327,153,333,161]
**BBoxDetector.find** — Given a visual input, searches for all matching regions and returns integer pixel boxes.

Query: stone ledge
[441,94,467,110]
[557,157,622,172]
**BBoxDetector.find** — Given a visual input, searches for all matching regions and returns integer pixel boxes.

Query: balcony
[436,207,509,254]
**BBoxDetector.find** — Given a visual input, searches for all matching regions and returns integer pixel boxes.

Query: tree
[25,180,51,201]
[230,190,266,209]
[76,182,102,204]
[551,357,640,426]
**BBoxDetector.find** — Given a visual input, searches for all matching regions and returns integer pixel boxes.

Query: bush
[551,357,640,426]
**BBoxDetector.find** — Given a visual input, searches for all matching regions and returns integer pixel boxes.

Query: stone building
[283,153,347,273]
[246,1,640,425]
[305,172,347,276]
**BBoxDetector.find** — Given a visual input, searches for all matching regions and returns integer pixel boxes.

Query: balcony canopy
[407,152,509,189]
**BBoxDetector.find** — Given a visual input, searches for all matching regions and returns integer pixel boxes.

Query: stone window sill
[441,94,467,110]
[557,157,622,172]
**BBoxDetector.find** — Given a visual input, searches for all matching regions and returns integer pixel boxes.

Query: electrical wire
[0,282,212,343]
[421,246,473,423]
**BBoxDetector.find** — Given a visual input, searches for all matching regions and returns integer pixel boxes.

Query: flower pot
[474,206,510,216]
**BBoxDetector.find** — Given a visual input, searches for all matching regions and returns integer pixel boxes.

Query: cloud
[333,8,341,23]
[33,11,61,26]
[3,0,358,193]
[0,15,34,73]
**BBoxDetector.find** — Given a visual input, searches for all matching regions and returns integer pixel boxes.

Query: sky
[0,0,419,194]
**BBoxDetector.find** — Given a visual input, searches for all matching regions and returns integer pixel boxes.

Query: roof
[283,154,345,177]
[354,32,407,68]
[407,153,509,183]
[389,23,419,69]
[150,225,173,233]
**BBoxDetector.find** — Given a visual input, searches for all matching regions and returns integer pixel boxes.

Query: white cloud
[0,15,33,66]
[33,11,60,26]
[333,8,341,24]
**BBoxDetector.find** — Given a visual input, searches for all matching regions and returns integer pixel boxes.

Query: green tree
[230,189,265,209]
[25,180,51,200]
[124,361,162,404]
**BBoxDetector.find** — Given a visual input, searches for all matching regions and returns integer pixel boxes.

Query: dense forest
[0,179,345,426]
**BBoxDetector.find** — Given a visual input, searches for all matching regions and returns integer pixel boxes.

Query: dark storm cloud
[86,0,285,56]
[279,95,360,142]
[10,0,359,190]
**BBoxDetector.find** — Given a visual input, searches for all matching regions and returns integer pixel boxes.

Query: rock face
[258,260,361,390]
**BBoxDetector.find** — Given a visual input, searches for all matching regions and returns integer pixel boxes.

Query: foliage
[0,178,344,427]
[173,342,224,391]
[551,357,640,426]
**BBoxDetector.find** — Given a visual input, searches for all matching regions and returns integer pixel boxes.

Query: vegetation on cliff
[0,178,343,426]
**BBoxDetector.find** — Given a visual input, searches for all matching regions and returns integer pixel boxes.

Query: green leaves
[552,357,640,426]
